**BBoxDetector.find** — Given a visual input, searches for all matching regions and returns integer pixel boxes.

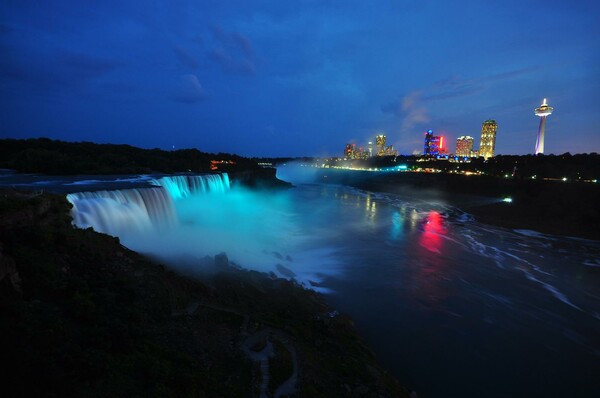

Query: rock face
[276,264,296,278]
[214,252,229,268]
[228,168,292,189]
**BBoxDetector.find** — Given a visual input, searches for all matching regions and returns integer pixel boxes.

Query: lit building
[479,120,498,159]
[376,134,386,155]
[424,129,442,157]
[344,143,369,160]
[534,98,553,154]
[368,141,373,157]
[344,143,356,159]
[374,134,397,156]
[355,146,369,159]
[456,136,474,157]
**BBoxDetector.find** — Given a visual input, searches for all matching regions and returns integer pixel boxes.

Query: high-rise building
[534,98,553,154]
[456,136,474,157]
[344,143,355,159]
[376,134,386,155]
[479,120,498,159]
[424,129,442,157]
[344,143,370,159]
[367,141,373,157]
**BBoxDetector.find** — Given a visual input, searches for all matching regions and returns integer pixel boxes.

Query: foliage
[0,138,260,175]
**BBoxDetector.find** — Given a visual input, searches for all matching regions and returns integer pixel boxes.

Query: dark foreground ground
[0,190,410,397]
[312,168,600,241]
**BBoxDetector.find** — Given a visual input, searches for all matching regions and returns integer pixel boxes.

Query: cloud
[425,67,539,101]
[174,45,200,69]
[382,91,430,133]
[399,91,430,132]
[209,48,256,75]
[0,44,123,96]
[382,66,538,128]
[173,74,207,103]
[208,25,256,75]
[424,79,484,101]
[59,52,122,78]
[231,32,253,58]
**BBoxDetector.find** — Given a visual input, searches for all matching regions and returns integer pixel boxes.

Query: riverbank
[0,190,411,397]
[310,168,600,241]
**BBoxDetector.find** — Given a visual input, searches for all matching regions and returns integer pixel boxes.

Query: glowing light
[502,197,513,203]
[420,211,445,254]
[562,177,567,182]
[439,136,444,149]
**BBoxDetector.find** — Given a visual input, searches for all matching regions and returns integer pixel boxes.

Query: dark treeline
[466,153,599,180]
[311,153,600,181]
[0,138,260,174]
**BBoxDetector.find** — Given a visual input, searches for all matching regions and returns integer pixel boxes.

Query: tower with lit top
[534,98,553,154]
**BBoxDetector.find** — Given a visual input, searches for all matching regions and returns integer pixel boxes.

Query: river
[2,169,599,397]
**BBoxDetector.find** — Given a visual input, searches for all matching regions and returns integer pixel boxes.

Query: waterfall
[67,187,176,236]
[67,173,229,236]
[151,174,230,200]
[66,172,339,288]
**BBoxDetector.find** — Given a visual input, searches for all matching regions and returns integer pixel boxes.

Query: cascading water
[67,174,231,235]
[150,174,230,199]
[67,187,177,236]
[66,173,337,284]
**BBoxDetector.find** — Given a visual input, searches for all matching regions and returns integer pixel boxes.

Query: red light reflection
[408,211,450,307]
[420,211,445,254]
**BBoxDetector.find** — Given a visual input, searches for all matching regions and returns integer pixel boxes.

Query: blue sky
[1,1,598,156]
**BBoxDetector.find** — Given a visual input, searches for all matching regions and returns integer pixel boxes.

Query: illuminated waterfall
[151,174,230,199]
[67,173,230,236]
[67,187,175,236]
[66,172,337,286]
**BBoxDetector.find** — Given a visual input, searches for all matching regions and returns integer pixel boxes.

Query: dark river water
[289,183,599,398]
[3,169,599,397]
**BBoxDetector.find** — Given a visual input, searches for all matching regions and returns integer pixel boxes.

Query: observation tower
[534,98,553,154]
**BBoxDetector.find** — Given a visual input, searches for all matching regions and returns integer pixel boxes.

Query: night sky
[1,1,599,157]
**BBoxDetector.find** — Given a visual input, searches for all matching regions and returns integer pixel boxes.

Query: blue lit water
[2,170,599,397]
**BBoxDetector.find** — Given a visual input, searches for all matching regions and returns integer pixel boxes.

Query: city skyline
[1,1,598,157]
